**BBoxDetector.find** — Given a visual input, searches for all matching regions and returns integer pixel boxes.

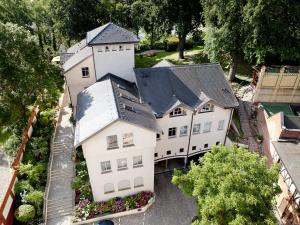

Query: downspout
[185,111,194,167]
[224,108,234,145]
[91,47,98,81]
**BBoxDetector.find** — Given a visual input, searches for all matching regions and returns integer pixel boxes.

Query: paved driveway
[96,172,197,225]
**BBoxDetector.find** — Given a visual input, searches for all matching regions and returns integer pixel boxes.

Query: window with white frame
[203,122,212,133]
[105,46,110,52]
[193,124,201,134]
[119,45,123,51]
[117,158,127,170]
[156,133,161,140]
[106,135,118,149]
[168,127,177,138]
[104,183,114,194]
[218,120,225,130]
[123,133,134,147]
[101,161,111,173]
[133,155,143,168]
[170,107,186,117]
[81,67,89,78]
[199,103,214,113]
[118,180,130,191]
[180,125,188,136]
[134,177,144,188]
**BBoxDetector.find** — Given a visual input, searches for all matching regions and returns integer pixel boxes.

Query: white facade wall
[82,121,156,202]
[64,55,96,111]
[92,44,135,83]
[154,104,233,161]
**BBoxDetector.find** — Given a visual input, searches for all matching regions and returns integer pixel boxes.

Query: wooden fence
[0,107,39,225]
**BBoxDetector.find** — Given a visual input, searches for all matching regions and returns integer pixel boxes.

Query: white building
[64,23,239,202]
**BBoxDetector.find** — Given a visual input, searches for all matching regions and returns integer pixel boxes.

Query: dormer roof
[86,22,139,46]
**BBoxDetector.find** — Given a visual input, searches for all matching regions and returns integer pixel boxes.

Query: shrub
[28,136,49,161]
[18,163,47,188]
[3,134,21,157]
[26,190,44,216]
[14,180,34,197]
[39,109,56,127]
[15,204,36,223]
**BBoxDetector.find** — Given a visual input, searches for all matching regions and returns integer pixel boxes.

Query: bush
[15,204,36,223]
[18,163,47,188]
[26,190,44,216]
[39,109,56,127]
[14,180,34,197]
[28,136,49,161]
[3,134,21,157]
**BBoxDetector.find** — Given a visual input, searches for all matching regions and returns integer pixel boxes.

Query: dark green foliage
[2,134,21,157]
[14,180,34,197]
[173,145,281,225]
[26,190,44,216]
[18,163,47,189]
[14,204,36,223]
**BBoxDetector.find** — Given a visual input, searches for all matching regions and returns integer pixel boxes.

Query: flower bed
[74,191,154,222]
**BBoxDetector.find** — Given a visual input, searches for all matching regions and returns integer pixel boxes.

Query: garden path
[0,149,11,204]
[45,91,75,225]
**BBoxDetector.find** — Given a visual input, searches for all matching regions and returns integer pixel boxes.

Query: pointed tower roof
[86,22,139,45]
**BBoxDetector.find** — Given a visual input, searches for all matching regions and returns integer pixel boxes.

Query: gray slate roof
[152,60,174,68]
[60,53,74,65]
[134,63,238,117]
[284,115,300,130]
[87,22,139,45]
[62,47,93,72]
[67,38,87,53]
[272,141,300,192]
[75,74,157,147]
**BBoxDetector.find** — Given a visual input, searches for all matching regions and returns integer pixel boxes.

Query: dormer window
[119,45,123,51]
[105,46,110,52]
[199,103,214,113]
[170,107,186,117]
[81,67,89,78]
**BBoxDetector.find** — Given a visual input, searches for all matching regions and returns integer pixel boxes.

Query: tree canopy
[172,145,280,225]
[0,22,62,132]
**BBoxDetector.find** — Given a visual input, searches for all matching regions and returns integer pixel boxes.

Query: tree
[0,22,62,133]
[202,0,247,82]
[243,0,300,65]
[172,145,280,225]
[161,0,203,59]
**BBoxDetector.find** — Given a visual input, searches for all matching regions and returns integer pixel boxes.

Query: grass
[135,46,209,68]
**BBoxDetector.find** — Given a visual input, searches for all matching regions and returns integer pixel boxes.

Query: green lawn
[135,46,253,83]
[135,46,209,68]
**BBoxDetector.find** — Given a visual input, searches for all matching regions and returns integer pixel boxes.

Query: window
[105,46,110,52]
[101,161,111,173]
[179,148,184,153]
[199,103,214,113]
[216,141,220,145]
[112,46,117,51]
[204,143,208,148]
[133,155,143,168]
[124,104,135,112]
[168,127,177,138]
[193,124,201,134]
[218,120,225,130]
[166,150,171,155]
[81,67,89,78]
[117,158,127,170]
[106,135,118,149]
[134,177,144,188]
[154,153,158,157]
[156,133,161,140]
[119,45,123,51]
[192,146,196,150]
[180,125,188,136]
[123,133,134,147]
[104,183,114,194]
[170,107,186,117]
[118,180,130,191]
[203,122,212,133]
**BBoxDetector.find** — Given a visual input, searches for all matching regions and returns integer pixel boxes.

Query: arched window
[118,180,130,191]
[170,107,186,117]
[134,177,144,188]
[104,183,114,194]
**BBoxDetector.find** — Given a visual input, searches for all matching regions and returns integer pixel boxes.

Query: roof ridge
[135,63,220,70]
[87,23,111,45]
